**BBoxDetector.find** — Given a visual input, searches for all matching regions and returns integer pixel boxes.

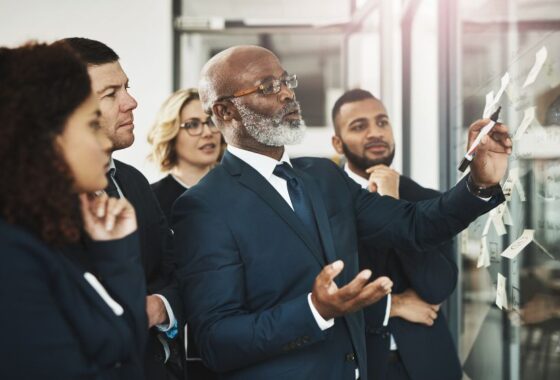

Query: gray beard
[232,99,306,147]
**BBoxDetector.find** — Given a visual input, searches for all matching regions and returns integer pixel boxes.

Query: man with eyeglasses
[63,37,183,380]
[172,45,511,380]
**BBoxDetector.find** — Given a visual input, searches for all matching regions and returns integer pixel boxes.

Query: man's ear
[331,135,344,155]
[212,101,239,122]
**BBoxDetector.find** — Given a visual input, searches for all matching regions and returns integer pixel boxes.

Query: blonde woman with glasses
[148,88,223,224]
[148,88,221,379]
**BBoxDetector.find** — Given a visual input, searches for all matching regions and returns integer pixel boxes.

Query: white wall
[0,0,173,182]
[410,0,439,190]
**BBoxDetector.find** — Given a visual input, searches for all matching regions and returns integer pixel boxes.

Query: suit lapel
[113,161,136,201]
[222,152,325,267]
[296,169,338,265]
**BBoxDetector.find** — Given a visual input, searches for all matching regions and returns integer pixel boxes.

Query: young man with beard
[63,38,183,380]
[331,89,462,380]
[172,45,510,380]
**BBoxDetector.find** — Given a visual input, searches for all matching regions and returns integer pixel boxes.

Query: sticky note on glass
[501,204,513,226]
[493,73,510,108]
[491,209,507,236]
[496,273,508,309]
[501,229,534,259]
[477,236,491,268]
[482,216,492,236]
[495,203,513,227]
[483,90,495,119]
[515,180,526,202]
[523,46,548,88]
[513,106,536,141]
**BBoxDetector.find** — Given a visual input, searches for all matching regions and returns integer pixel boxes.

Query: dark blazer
[151,173,219,380]
[113,160,182,378]
[173,152,502,380]
[360,175,462,380]
[151,174,188,224]
[0,219,147,380]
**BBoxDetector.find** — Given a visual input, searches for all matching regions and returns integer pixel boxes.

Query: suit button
[345,352,356,362]
[113,362,122,368]
[302,335,310,343]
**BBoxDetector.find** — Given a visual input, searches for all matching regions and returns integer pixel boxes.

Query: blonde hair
[147,88,200,171]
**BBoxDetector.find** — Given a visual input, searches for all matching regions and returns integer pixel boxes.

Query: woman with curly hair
[148,88,223,223]
[0,42,147,379]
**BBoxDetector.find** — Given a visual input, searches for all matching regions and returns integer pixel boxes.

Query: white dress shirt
[344,164,398,351]
[227,145,335,330]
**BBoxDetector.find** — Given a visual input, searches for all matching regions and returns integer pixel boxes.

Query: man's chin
[112,133,135,151]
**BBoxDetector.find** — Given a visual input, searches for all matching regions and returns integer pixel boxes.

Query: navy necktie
[105,168,121,199]
[273,163,321,247]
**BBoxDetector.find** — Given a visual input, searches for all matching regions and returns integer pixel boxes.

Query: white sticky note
[477,236,491,268]
[513,107,536,141]
[509,167,520,180]
[483,90,495,118]
[501,204,514,226]
[515,179,526,202]
[461,230,469,255]
[523,46,548,88]
[491,209,507,236]
[502,178,514,201]
[482,215,492,236]
[496,273,508,310]
[493,72,510,108]
[502,167,520,201]
[501,229,535,259]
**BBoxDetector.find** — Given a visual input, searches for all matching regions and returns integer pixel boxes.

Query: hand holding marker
[458,106,502,172]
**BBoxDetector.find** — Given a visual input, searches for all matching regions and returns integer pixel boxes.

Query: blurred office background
[1,1,559,379]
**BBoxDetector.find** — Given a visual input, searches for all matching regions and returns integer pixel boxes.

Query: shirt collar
[108,157,116,176]
[227,145,292,180]
[344,163,369,189]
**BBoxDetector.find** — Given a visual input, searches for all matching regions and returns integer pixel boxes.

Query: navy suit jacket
[173,152,502,380]
[113,160,179,312]
[0,219,147,379]
[113,160,182,376]
[360,175,462,380]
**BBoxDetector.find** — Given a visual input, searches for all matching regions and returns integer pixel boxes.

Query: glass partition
[453,1,560,379]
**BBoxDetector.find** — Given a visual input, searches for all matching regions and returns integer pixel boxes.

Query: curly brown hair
[0,42,92,246]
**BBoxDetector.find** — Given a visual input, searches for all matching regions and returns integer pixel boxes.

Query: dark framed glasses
[219,74,298,100]
[179,118,219,136]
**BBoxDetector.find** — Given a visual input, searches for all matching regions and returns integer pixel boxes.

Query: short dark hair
[61,37,119,65]
[331,89,378,134]
[0,42,92,246]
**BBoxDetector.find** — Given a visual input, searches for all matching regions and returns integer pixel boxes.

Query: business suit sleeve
[0,230,146,378]
[346,172,503,254]
[151,212,183,327]
[89,231,148,352]
[173,193,328,373]
[363,294,390,329]
[141,173,183,327]
[1,237,90,376]
[395,240,458,304]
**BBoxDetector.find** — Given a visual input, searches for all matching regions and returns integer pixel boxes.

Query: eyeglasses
[179,118,219,136]
[219,74,298,100]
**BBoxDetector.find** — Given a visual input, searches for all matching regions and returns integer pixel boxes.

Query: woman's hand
[80,193,137,241]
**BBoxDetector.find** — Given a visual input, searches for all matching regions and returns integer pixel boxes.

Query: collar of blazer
[222,151,338,269]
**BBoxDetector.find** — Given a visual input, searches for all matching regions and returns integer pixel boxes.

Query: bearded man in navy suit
[173,45,512,380]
